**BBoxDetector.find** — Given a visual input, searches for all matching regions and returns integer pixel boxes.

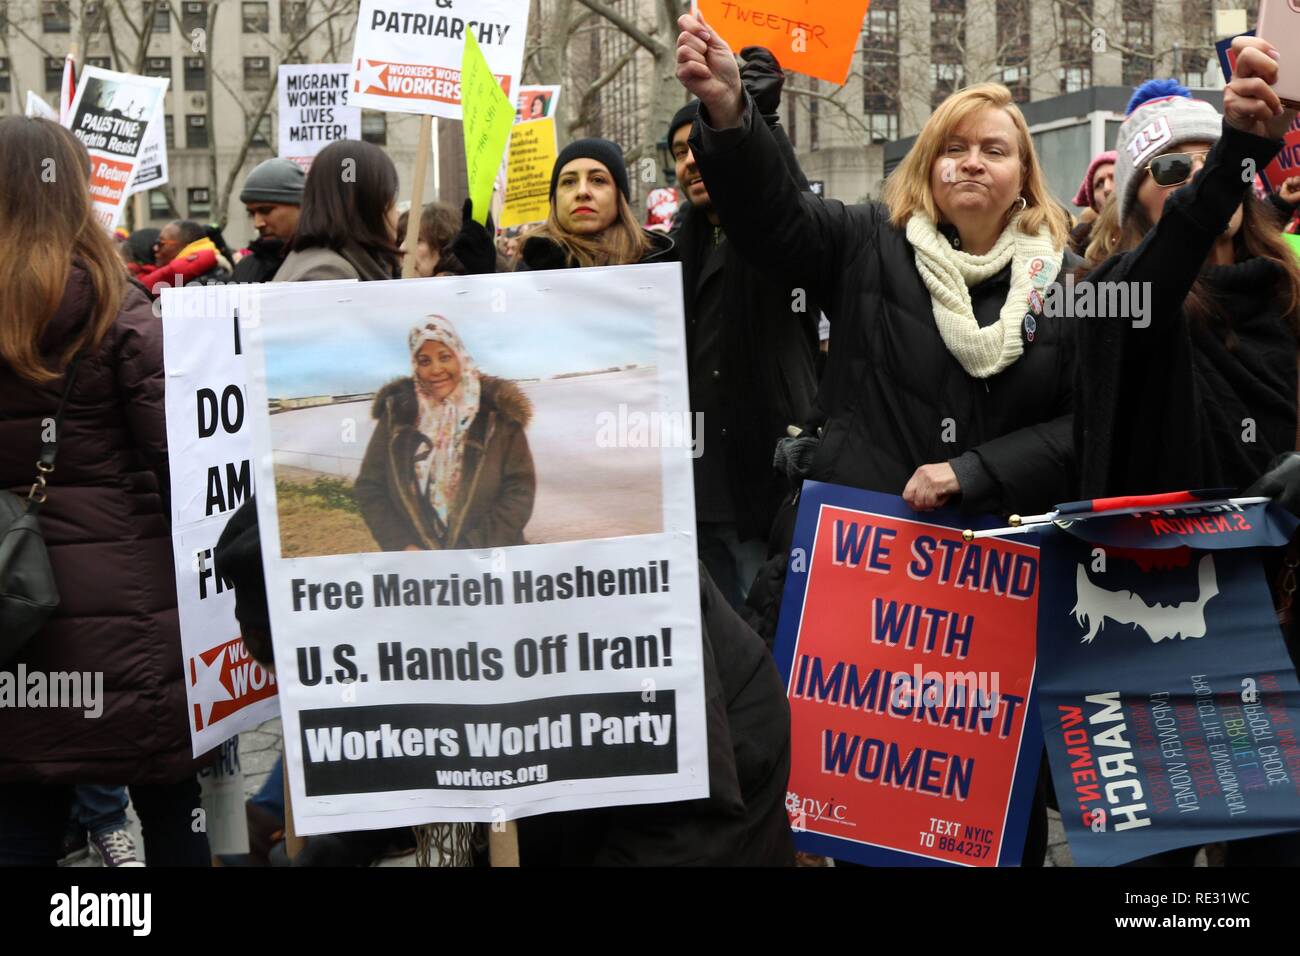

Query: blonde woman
[676,12,1078,517]
[677,14,1076,868]
[517,138,675,271]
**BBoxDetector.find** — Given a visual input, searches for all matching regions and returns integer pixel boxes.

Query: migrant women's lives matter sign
[242,264,708,835]
[66,65,168,228]
[347,0,529,119]
[278,64,362,170]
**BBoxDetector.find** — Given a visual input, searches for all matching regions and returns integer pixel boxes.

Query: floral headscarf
[409,316,481,525]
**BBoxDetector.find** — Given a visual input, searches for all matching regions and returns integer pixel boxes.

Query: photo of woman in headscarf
[354,316,536,551]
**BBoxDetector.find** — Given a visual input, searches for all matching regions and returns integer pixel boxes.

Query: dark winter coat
[353,375,536,551]
[1076,121,1299,498]
[517,562,794,866]
[672,183,819,541]
[231,236,288,284]
[690,95,1078,517]
[515,228,675,272]
[0,266,200,785]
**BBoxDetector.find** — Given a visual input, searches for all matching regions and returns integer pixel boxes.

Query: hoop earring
[1014,195,1028,214]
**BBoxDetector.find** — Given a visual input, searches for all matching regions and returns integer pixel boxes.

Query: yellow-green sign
[460,32,514,226]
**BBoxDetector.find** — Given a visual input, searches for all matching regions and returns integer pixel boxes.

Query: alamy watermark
[595,403,704,459]
[0,665,103,719]
[888,665,1001,716]
[1042,274,1151,329]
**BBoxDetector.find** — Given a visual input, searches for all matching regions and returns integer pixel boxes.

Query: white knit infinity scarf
[905,211,1062,379]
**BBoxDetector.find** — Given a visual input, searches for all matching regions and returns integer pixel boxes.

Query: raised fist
[675,12,744,129]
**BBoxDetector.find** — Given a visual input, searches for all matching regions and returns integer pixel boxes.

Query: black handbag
[0,358,81,664]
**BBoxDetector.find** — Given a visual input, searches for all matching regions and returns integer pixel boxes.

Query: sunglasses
[1145,151,1210,188]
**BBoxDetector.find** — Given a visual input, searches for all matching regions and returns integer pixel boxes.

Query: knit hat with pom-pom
[1114,78,1222,223]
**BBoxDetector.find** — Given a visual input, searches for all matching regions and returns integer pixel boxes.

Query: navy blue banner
[1037,528,1300,866]
[1217,31,1253,84]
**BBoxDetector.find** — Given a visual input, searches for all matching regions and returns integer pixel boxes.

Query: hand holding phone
[1226,33,1298,138]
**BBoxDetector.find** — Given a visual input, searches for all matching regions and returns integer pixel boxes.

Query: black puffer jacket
[691,96,1078,517]
[1077,121,1299,498]
[517,563,794,866]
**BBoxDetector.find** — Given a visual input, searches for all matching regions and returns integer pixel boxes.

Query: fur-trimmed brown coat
[354,375,536,551]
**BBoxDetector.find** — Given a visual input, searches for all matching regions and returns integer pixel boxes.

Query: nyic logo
[785,791,850,829]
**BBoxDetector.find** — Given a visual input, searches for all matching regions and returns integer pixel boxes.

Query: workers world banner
[1036,496,1300,865]
[346,0,529,119]
[773,483,1043,866]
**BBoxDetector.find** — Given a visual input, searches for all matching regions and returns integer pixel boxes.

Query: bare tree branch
[572,0,664,56]
[208,0,357,225]
[568,44,636,137]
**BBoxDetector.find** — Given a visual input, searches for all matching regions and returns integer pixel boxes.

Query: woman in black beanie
[516,137,674,271]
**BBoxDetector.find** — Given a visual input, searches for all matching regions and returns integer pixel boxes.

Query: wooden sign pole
[489,821,520,867]
[401,115,433,279]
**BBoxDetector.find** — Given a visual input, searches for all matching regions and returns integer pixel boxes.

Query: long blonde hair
[0,117,124,384]
[1083,194,1121,266]
[529,179,652,268]
[883,83,1068,248]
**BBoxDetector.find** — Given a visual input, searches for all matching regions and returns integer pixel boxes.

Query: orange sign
[697,0,872,86]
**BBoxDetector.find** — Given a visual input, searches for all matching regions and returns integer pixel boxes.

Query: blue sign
[1036,504,1300,866]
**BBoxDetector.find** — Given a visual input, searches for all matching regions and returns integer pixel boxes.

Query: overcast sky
[258,274,666,399]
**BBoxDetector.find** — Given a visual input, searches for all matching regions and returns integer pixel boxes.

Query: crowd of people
[4,16,1300,867]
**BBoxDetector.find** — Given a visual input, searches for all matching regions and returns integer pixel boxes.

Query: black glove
[520,235,569,272]
[773,429,820,483]
[1245,452,1300,517]
[449,198,498,275]
[739,46,786,121]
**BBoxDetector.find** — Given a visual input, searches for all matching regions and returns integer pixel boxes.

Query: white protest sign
[162,284,280,755]
[127,104,169,196]
[346,0,529,119]
[278,63,362,171]
[26,91,58,120]
[66,66,168,229]
[243,265,707,834]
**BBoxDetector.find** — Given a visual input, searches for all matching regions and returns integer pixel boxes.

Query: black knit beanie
[214,498,270,633]
[550,137,630,201]
[668,100,700,145]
